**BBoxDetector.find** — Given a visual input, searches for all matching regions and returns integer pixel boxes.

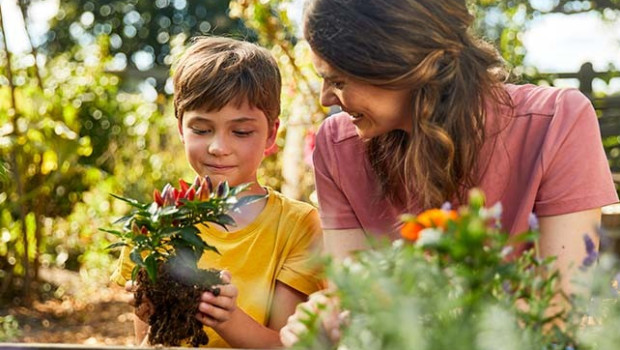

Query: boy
[111,36,323,348]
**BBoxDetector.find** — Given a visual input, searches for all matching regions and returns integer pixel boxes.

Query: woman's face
[311,51,413,139]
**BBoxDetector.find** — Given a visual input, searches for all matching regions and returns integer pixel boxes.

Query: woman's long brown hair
[304,0,512,209]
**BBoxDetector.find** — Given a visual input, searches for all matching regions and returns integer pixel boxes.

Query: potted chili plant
[103,175,261,346]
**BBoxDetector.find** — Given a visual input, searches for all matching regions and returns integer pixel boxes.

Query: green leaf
[131,266,140,282]
[233,194,266,211]
[130,249,145,268]
[98,228,123,236]
[179,226,206,249]
[215,214,236,228]
[110,193,149,209]
[106,241,128,250]
[144,254,158,283]
[112,214,134,225]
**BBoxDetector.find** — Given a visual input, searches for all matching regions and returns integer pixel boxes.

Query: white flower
[415,228,442,247]
[480,202,503,220]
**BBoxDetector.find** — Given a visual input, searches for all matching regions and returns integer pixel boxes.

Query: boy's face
[178,102,278,189]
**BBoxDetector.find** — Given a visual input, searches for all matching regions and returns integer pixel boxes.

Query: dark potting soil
[135,263,222,347]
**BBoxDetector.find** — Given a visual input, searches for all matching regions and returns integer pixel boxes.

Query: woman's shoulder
[316,112,360,144]
[504,83,591,118]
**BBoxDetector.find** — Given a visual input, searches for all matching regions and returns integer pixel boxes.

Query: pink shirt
[313,84,618,241]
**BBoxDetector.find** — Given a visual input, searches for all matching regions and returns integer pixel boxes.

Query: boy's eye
[191,127,211,135]
[233,130,254,137]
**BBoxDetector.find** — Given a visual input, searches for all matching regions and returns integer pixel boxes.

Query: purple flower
[580,234,598,270]
[528,212,539,231]
[441,202,452,211]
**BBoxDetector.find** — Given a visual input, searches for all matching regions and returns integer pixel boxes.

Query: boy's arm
[197,274,306,348]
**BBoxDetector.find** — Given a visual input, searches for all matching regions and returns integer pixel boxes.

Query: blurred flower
[400,208,458,241]
[612,272,620,295]
[415,228,442,247]
[580,234,598,270]
[304,129,316,167]
[528,212,539,231]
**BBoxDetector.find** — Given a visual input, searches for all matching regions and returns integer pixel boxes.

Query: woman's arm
[538,208,601,295]
[323,228,368,260]
[197,275,307,348]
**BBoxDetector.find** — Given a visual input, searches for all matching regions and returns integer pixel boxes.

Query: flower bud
[153,189,164,207]
[216,181,229,198]
[204,176,214,193]
[186,188,196,201]
[468,188,485,210]
[179,179,190,193]
[161,183,175,206]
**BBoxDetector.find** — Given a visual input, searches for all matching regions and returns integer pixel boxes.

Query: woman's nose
[320,83,340,107]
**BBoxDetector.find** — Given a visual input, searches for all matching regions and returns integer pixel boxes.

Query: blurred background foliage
[0,0,618,311]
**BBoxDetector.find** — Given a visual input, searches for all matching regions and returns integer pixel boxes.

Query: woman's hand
[195,271,238,329]
[125,280,153,323]
[280,289,348,348]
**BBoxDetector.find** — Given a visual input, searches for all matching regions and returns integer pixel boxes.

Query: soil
[2,268,135,346]
[135,262,222,347]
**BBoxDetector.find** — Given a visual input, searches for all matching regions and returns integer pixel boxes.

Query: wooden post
[577,62,595,96]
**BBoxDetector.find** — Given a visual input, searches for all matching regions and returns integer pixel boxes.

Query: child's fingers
[195,311,219,328]
[125,280,137,293]
[135,298,154,323]
[197,301,231,323]
[214,283,237,298]
[219,270,232,284]
[200,293,235,311]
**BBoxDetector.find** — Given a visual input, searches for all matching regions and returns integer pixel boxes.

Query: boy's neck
[216,181,268,232]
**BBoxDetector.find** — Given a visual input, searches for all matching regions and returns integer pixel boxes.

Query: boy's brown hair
[173,36,281,127]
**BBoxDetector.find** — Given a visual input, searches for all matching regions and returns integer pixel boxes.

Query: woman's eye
[233,130,254,137]
[331,81,345,90]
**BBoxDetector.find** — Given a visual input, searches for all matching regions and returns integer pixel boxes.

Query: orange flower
[416,209,458,229]
[401,222,424,241]
[400,209,458,241]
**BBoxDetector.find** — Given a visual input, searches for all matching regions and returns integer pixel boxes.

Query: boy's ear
[264,119,280,155]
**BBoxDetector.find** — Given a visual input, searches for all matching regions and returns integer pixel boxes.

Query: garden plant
[103,175,262,346]
[292,190,620,350]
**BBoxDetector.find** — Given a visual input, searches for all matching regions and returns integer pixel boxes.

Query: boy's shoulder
[263,187,318,226]
[267,187,317,215]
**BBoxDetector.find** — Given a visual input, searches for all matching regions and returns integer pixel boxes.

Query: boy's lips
[204,164,236,172]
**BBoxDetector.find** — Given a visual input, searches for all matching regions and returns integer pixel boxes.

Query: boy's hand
[195,270,238,329]
[125,280,154,323]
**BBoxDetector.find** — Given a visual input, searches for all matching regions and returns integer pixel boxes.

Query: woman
[281,0,617,345]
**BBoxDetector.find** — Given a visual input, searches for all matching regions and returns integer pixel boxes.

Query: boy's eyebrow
[229,117,259,123]
[186,116,258,123]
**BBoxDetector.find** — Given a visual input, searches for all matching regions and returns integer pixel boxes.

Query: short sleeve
[110,245,134,286]
[535,89,618,215]
[313,119,361,229]
[276,209,324,296]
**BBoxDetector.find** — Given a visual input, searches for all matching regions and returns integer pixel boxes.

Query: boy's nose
[207,135,231,156]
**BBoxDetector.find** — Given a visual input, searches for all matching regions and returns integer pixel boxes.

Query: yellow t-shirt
[111,187,323,348]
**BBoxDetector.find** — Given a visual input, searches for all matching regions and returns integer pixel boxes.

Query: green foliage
[295,190,620,350]
[0,315,21,341]
[104,176,263,283]
[41,0,254,73]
